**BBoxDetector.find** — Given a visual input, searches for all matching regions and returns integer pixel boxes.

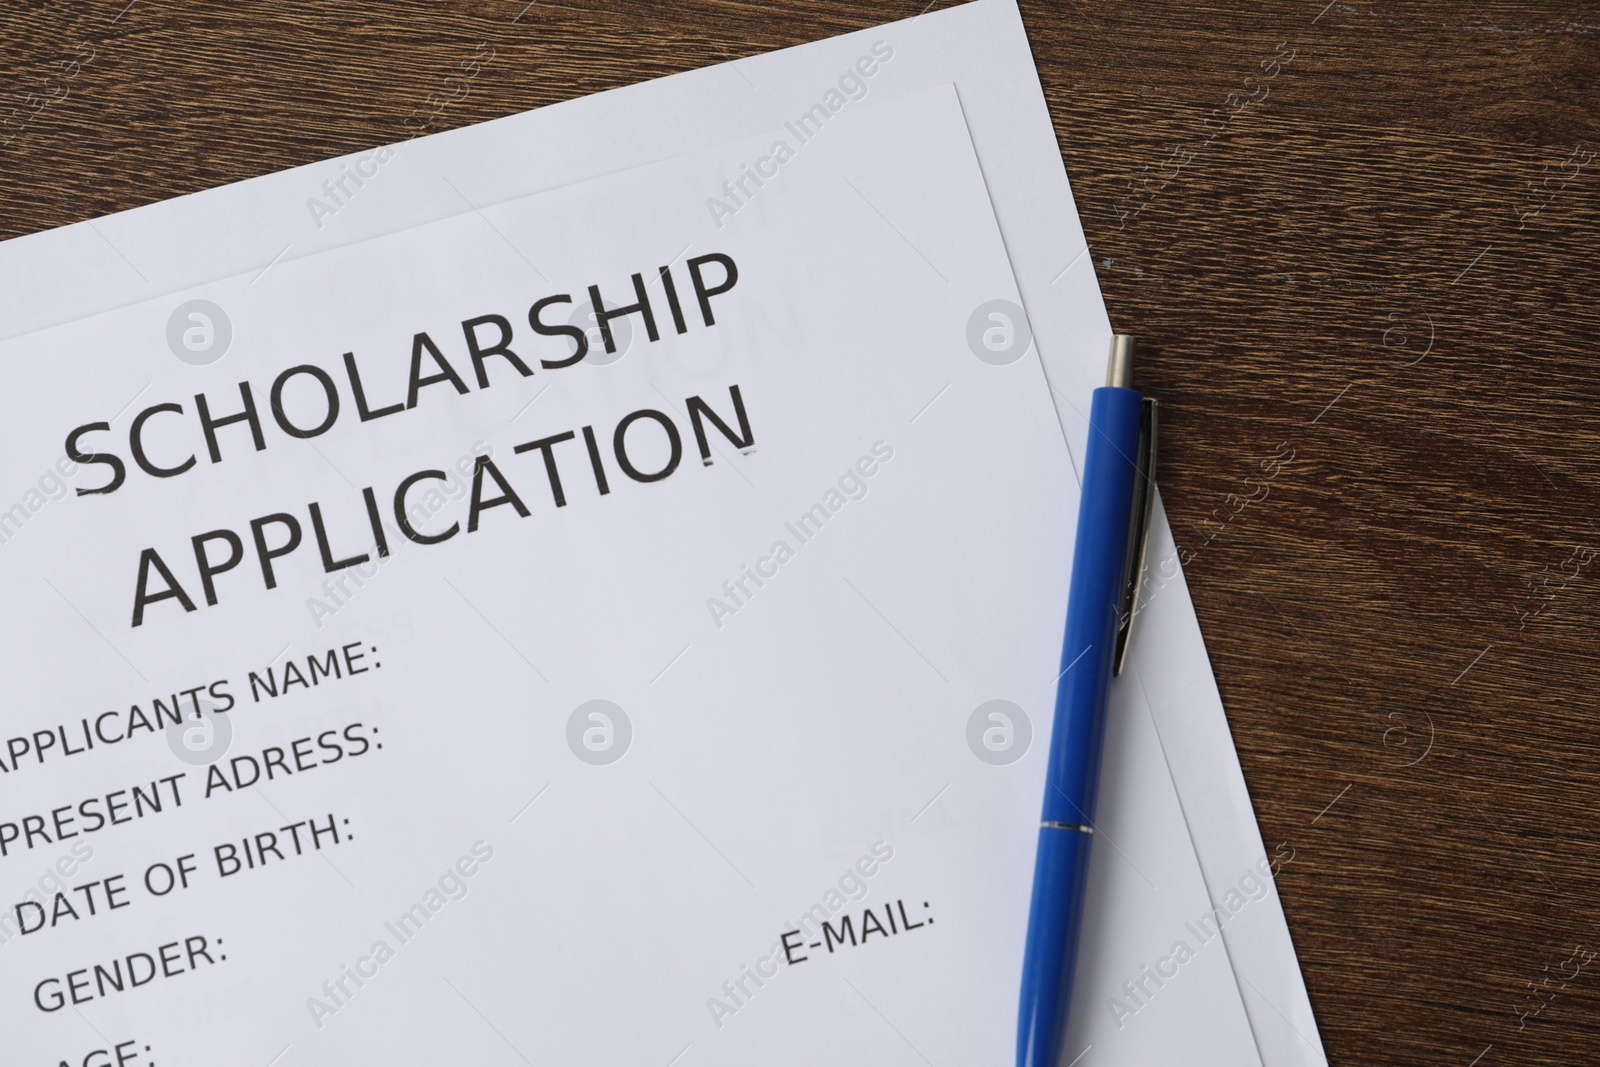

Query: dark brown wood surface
[3,1,1597,1063]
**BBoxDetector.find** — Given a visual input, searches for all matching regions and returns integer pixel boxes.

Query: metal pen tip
[1107,335,1135,388]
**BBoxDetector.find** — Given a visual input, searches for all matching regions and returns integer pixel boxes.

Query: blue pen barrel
[1042,386,1144,824]
[1017,384,1145,1067]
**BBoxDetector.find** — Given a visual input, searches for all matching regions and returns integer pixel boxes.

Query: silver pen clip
[1113,394,1159,677]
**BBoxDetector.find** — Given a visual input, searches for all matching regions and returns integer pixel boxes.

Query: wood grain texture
[3,1,1597,1063]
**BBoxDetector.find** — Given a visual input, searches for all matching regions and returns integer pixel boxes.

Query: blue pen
[1017,335,1158,1067]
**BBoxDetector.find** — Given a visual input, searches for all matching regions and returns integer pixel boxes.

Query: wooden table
[4,1,1596,1062]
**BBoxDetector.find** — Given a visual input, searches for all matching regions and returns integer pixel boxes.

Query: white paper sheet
[0,82,1256,1066]
[0,2,1328,1063]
